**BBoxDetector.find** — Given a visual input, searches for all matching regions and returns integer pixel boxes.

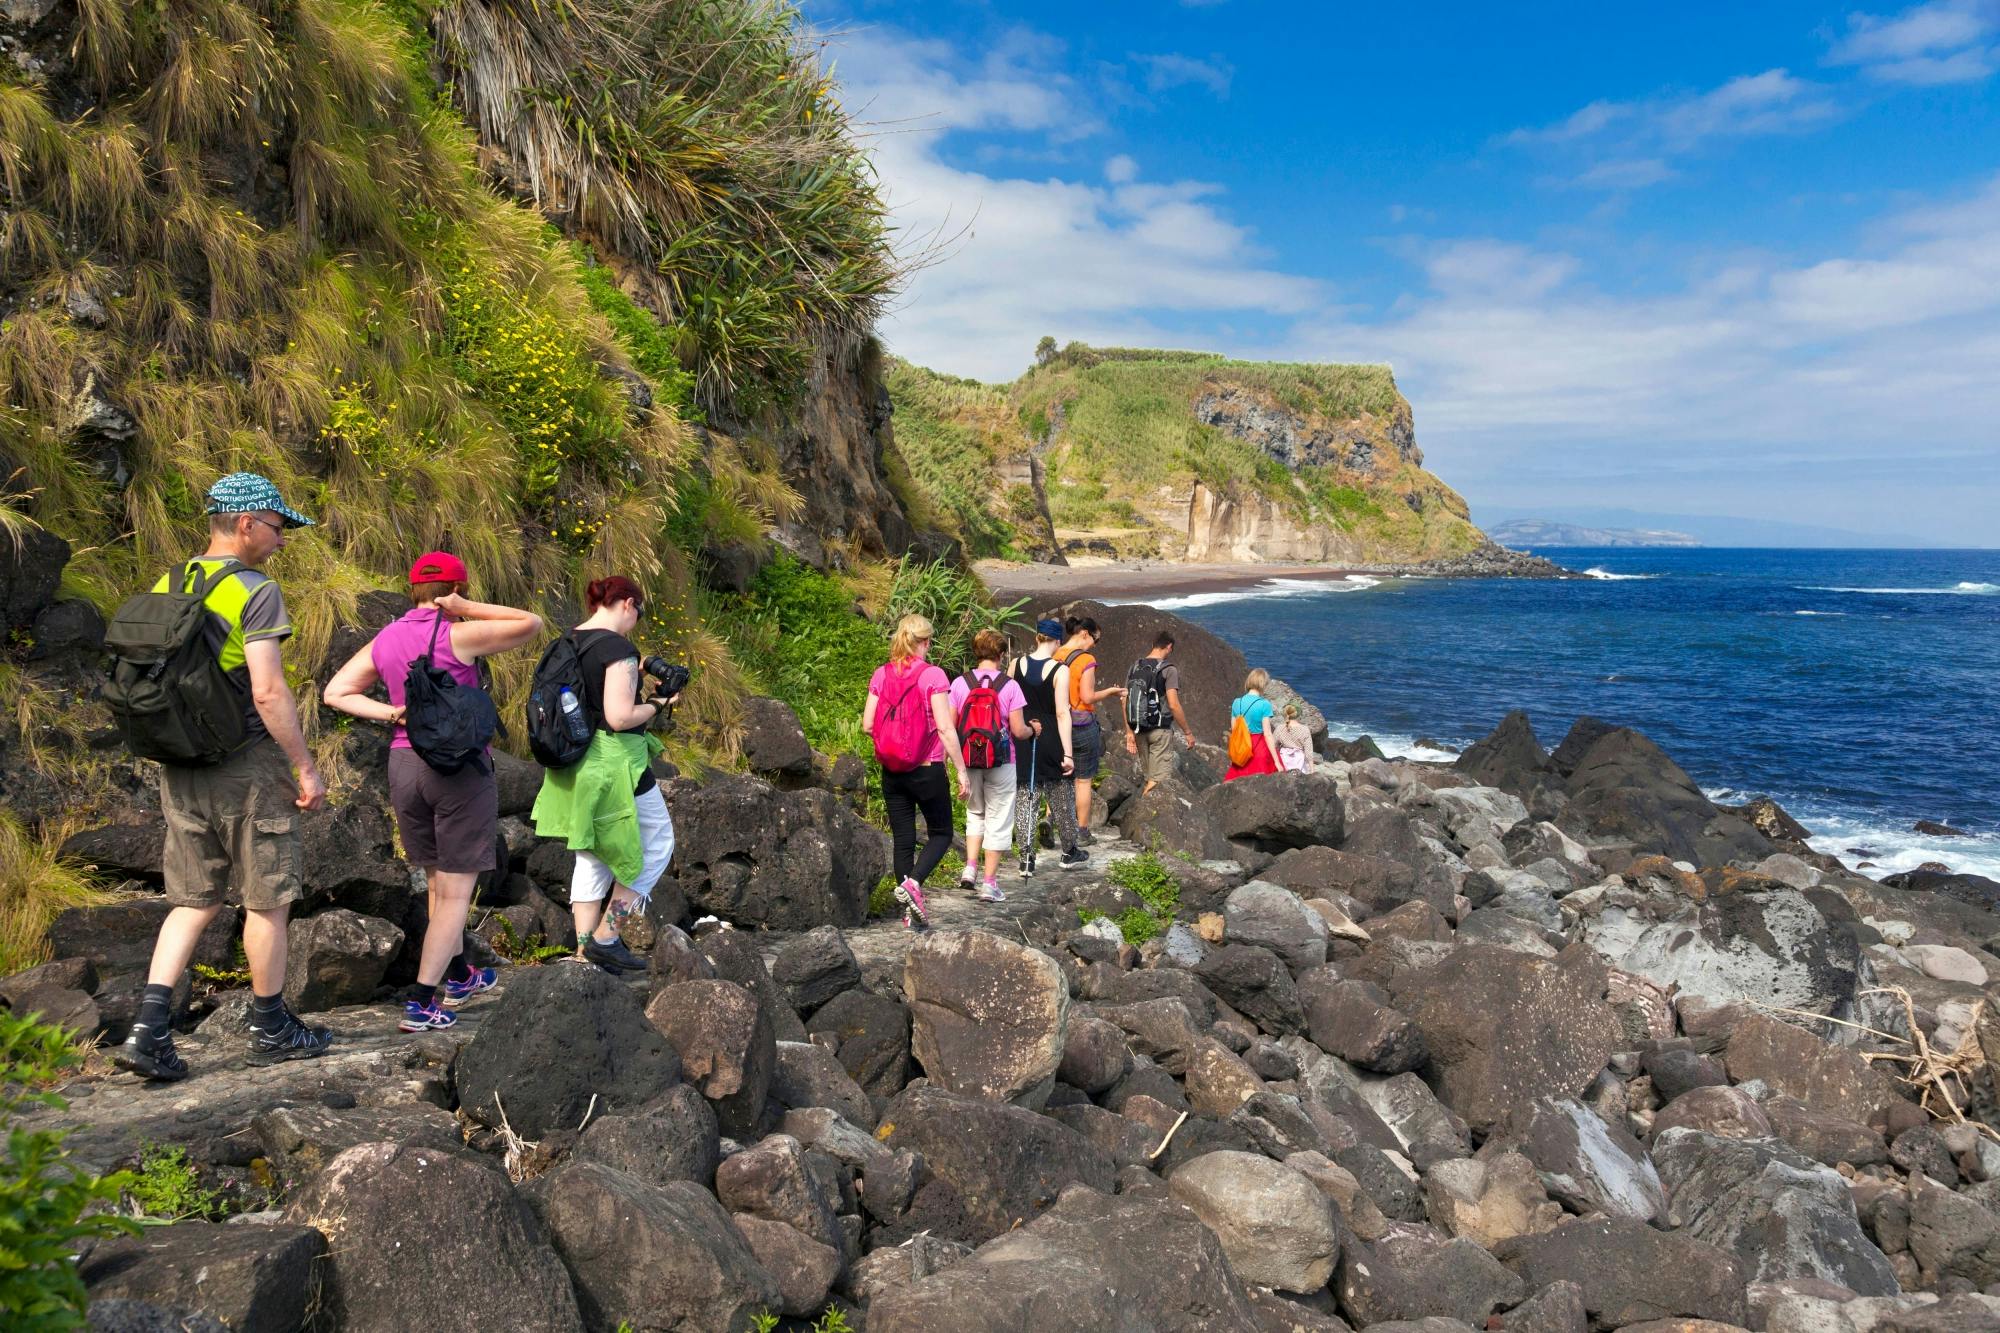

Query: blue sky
[806,1,2000,544]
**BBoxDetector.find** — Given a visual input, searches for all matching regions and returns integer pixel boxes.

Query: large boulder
[904,929,1069,1106]
[1224,881,1329,974]
[1723,1013,1901,1123]
[572,1084,723,1190]
[879,1085,1116,1244]
[1497,1217,1749,1331]
[714,1133,843,1253]
[1051,600,1246,742]
[806,987,911,1106]
[1301,975,1427,1074]
[1058,1014,1133,1095]
[772,1041,876,1128]
[770,925,861,1016]
[1455,710,1552,797]
[1387,946,1620,1135]
[58,820,165,882]
[282,908,403,1011]
[869,1184,1261,1332]
[1559,726,1771,865]
[455,963,683,1139]
[0,520,68,630]
[1515,1098,1667,1225]
[695,930,807,1043]
[1116,782,1232,861]
[1652,1127,1899,1296]
[284,1143,580,1330]
[1264,843,1427,915]
[1168,1150,1340,1293]
[1195,944,1306,1037]
[738,696,813,779]
[79,1221,326,1333]
[1335,1226,1527,1328]
[526,1159,779,1332]
[646,979,775,1138]
[1908,1180,2000,1288]
[251,1102,464,1193]
[1202,772,1345,851]
[662,776,887,928]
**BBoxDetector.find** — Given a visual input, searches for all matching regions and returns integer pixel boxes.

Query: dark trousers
[882,762,953,885]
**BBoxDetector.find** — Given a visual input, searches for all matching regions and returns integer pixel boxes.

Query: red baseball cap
[408,551,468,583]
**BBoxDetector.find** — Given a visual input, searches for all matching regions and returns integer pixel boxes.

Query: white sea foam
[1582,567,1658,580]
[1129,574,1383,612]
[1793,609,1846,616]
[1325,724,1460,763]
[1701,787,2000,881]
[1805,581,1998,595]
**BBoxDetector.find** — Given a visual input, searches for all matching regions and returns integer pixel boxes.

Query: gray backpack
[102,561,249,765]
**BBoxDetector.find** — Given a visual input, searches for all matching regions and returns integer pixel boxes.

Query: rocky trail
[18,605,2000,1332]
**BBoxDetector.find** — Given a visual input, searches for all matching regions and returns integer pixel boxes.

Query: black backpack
[1126,657,1168,732]
[403,613,500,774]
[524,632,595,769]
[102,560,250,766]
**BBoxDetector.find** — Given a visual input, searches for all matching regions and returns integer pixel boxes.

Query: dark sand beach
[976,558,1372,605]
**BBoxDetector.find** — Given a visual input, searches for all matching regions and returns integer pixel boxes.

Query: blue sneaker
[443,967,497,1008]
[399,1000,456,1033]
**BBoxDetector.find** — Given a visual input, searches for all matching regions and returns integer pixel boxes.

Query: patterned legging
[1015,775,1079,857]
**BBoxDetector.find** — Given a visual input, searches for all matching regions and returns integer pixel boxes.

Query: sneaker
[976,879,1006,903]
[893,878,929,931]
[1077,827,1096,846]
[399,1000,457,1032]
[958,864,978,887]
[1017,857,1034,879]
[114,1027,188,1083]
[1058,848,1089,872]
[583,935,647,974]
[443,967,497,1007]
[248,1008,333,1065]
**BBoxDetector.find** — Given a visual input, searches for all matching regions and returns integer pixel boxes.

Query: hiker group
[104,474,683,1082]
[100,470,1316,1082]
[862,608,1314,932]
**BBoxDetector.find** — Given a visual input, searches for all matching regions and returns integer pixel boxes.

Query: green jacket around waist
[530,730,664,886]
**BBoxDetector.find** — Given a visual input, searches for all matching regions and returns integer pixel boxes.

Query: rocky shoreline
[14,592,2000,1333]
[981,544,1570,603]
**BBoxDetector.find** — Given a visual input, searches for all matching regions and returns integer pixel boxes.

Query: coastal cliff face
[886,346,1494,566]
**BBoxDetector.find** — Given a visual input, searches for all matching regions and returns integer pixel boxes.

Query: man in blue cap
[114,471,334,1080]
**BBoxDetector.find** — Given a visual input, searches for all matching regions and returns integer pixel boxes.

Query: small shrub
[489,915,571,965]
[125,1143,230,1222]
[0,811,112,977]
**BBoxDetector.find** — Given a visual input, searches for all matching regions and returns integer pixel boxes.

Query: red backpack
[871,663,934,772]
[957,671,1007,770]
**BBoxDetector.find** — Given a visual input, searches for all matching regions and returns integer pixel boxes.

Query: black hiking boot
[114,1025,189,1083]
[248,1006,334,1065]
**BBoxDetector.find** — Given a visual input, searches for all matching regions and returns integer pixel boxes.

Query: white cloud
[1829,1,2000,84]
[1508,69,1839,189]
[1104,153,1138,183]
[1133,52,1234,97]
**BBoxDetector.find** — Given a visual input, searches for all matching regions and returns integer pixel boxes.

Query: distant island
[1487,518,1700,548]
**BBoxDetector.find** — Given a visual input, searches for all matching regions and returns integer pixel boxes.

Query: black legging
[882,762,953,885]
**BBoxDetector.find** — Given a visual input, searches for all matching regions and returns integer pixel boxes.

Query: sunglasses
[245,514,286,536]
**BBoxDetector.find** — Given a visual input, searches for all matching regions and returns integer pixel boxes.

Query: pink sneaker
[977,879,1005,903]
[893,878,930,930]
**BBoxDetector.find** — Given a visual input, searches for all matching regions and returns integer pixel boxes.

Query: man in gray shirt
[1124,630,1195,795]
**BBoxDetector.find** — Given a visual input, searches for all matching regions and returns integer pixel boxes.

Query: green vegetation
[1082,851,1183,944]
[0,1011,138,1328]
[0,814,112,977]
[487,915,572,966]
[125,1143,230,1222]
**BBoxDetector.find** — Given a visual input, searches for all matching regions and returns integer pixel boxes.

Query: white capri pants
[570,785,675,903]
[964,764,1018,852]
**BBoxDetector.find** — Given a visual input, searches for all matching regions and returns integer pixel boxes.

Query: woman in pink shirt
[860,614,969,930]
[948,629,1035,902]
[322,552,541,1032]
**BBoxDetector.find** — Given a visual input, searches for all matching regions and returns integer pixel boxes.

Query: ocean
[1146,548,2000,882]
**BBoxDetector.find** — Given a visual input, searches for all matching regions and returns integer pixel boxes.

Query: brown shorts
[160,739,302,912]
[388,748,497,873]
[1139,728,1177,785]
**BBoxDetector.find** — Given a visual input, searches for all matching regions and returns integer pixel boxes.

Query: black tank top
[1013,655,1066,781]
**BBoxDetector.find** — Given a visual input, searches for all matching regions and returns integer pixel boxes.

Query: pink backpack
[871,663,933,772]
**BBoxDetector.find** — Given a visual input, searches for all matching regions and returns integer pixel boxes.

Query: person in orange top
[1055,615,1125,843]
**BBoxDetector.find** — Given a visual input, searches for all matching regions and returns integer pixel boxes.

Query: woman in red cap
[323,552,542,1032]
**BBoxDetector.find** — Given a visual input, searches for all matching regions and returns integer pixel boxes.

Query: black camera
[641,656,691,702]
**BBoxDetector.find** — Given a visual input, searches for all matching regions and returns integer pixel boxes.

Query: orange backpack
[1227,712,1254,766]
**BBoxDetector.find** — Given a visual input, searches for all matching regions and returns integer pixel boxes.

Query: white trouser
[570,785,674,903]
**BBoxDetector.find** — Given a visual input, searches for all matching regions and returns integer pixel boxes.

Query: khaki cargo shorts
[1139,728,1177,785]
[159,738,303,911]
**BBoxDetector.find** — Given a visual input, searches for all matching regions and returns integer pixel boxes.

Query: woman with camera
[322,552,542,1032]
[530,575,680,973]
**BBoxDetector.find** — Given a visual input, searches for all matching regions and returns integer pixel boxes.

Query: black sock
[411,983,437,1008]
[250,992,286,1032]
[134,984,174,1041]
[445,952,472,984]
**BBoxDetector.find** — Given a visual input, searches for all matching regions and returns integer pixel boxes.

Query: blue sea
[1152,548,2000,881]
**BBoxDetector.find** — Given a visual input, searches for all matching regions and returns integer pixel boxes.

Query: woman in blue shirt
[1224,668,1281,781]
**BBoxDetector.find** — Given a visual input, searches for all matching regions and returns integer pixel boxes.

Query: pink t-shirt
[948,668,1028,761]
[370,607,480,750]
[868,659,950,766]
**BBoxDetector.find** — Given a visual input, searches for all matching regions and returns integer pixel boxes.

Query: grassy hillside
[887,343,1485,561]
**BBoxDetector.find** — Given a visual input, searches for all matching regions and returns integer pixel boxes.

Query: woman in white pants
[950,629,1036,902]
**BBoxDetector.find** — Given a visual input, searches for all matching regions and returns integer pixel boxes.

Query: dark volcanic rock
[1724,1012,1901,1124]
[1116,781,1233,861]
[1202,771,1345,851]
[1497,1217,1749,1331]
[1050,599,1246,742]
[1336,1226,1527,1328]
[663,775,886,928]
[646,978,775,1138]
[879,1085,1116,1245]
[527,1159,779,1332]
[1516,1097,1668,1225]
[1652,1126,1899,1296]
[770,924,862,1015]
[715,1133,843,1253]
[59,820,165,881]
[573,1084,723,1190]
[282,908,403,1011]
[772,1040,876,1127]
[455,963,683,1139]
[1387,945,1620,1135]
[732,1214,840,1317]
[1224,880,1329,974]
[869,1184,1260,1332]
[251,1102,464,1192]
[1197,943,1307,1037]
[1455,709,1552,795]
[1168,1149,1341,1294]
[1302,976,1427,1075]
[1057,1014,1133,1095]
[695,928,807,1043]
[806,986,911,1106]
[79,1221,326,1333]
[285,1143,580,1330]
[1559,726,1771,866]
[904,929,1069,1106]
[739,695,814,778]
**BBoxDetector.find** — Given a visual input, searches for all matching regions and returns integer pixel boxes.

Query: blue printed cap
[1035,618,1064,639]
[204,472,315,528]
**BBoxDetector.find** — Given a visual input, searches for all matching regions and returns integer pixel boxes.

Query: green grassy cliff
[885,343,1487,564]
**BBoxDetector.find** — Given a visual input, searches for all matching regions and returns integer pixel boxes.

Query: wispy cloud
[1132,52,1234,97]
[1508,69,1839,189]
[1828,0,2000,84]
